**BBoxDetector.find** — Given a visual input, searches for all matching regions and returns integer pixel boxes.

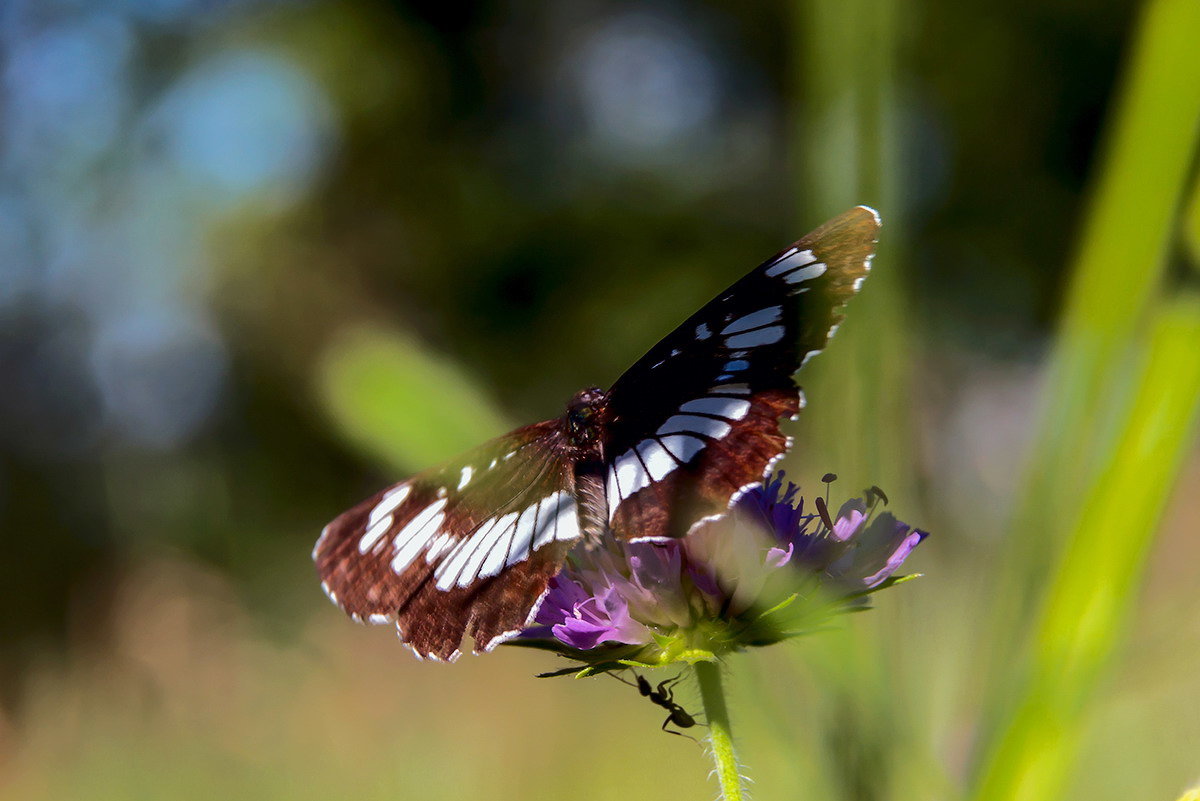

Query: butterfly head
[564,386,607,453]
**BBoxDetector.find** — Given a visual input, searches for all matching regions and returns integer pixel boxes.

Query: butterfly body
[563,386,609,455]
[314,206,881,660]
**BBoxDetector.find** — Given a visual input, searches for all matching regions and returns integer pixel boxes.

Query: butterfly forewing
[602,206,879,540]
[313,421,582,660]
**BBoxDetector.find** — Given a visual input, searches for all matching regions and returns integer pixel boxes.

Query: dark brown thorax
[563,386,608,459]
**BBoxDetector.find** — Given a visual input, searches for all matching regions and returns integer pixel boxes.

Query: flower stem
[694,660,745,801]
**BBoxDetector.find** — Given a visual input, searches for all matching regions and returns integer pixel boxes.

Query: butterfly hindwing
[602,206,879,540]
[313,421,582,660]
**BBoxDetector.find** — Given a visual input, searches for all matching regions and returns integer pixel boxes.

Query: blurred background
[2,0,1199,799]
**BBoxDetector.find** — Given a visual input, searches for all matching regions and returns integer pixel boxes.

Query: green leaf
[972,298,1200,801]
[315,323,513,472]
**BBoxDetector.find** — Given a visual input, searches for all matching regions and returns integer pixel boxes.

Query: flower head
[517,473,928,669]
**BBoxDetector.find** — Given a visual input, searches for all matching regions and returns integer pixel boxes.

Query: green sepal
[753,592,800,622]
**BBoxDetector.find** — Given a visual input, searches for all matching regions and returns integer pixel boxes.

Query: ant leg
[661,715,699,742]
[609,670,651,696]
[608,671,639,689]
[658,671,687,700]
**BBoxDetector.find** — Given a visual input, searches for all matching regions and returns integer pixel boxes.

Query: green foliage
[969,0,1200,796]
[316,323,512,472]
[973,300,1200,801]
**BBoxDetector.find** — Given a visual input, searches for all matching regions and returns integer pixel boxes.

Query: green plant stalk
[994,0,1200,636]
[784,2,916,798]
[695,661,745,801]
[795,0,910,496]
[971,298,1200,801]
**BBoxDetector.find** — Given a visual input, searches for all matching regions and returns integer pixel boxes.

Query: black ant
[613,671,702,739]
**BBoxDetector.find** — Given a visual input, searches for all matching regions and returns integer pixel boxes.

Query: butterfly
[313,206,880,660]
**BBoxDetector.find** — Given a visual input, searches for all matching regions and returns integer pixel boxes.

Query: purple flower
[534,576,651,649]
[519,473,928,665]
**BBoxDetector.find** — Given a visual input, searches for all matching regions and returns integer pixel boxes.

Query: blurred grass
[794,0,913,498]
[2,559,715,801]
[996,0,1200,623]
[972,299,1200,801]
[780,2,925,800]
[768,0,1200,799]
[971,0,1200,796]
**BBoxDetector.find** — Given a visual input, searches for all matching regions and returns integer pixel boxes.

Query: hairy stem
[694,660,745,801]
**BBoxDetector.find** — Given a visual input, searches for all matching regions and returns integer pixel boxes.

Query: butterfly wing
[602,206,880,540]
[313,421,583,661]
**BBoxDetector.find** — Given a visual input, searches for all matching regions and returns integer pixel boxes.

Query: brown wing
[313,421,582,660]
[602,206,880,540]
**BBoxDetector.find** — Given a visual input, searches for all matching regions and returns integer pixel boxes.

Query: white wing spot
[605,467,621,520]
[725,325,784,348]
[657,414,731,440]
[425,532,455,562]
[659,434,705,464]
[696,323,711,340]
[711,383,751,395]
[457,465,473,490]
[457,511,519,587]
[782,261,827,285]
[359,485,412,553]
[511,504,544,560]
[614,450,651,498]
[390,498,448,574]
[637,438,677,481]
[505,502,545,565]
[721,306,782,335]
[359,516,392,554]
[553,506,580,542]
[435,515,509,590]
[723,359,749,372]
[533,492,579,550]
[607,450,653,518]
[764,248,816,277]
[680,396,751,420]
[368,485,410,526]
